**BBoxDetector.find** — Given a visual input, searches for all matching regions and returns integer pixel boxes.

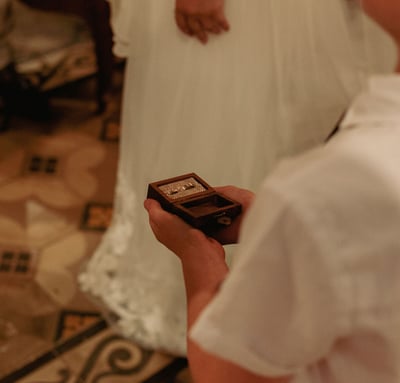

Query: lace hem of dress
[79,174,187,356]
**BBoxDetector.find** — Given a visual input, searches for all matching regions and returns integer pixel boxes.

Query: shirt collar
[340,74,400,130]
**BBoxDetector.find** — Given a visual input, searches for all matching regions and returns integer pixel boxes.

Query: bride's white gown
[79,0,395,355]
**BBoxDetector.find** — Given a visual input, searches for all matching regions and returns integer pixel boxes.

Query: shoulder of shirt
[261,143,343,196]
[262,74,400,206]
[259,130,377,208]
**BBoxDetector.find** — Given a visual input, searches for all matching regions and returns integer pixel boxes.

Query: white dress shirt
[190,75,400,383]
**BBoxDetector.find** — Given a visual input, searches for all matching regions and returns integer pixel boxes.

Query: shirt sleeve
[189,181,344,377]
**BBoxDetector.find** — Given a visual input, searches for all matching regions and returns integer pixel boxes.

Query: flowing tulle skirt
[80,0,395,355]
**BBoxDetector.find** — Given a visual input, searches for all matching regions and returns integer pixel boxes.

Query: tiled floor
[0,70,191,383]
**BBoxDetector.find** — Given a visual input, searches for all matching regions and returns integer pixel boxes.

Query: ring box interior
[147,173,242,234]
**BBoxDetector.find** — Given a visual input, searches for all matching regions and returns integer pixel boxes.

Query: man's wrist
[181,250,228,302]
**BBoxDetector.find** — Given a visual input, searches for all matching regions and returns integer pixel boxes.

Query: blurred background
[0,1,191,382]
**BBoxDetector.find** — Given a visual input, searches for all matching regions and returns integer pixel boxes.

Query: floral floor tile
[81,203,113,232]
[0,67,191,383]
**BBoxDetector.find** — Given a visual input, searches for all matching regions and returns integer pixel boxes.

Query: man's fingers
[144,199,169,226]
[144,198,161,213]
[144,199,177,241]
[144,199,188,231]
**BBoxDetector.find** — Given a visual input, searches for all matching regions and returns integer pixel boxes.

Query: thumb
[144,198,158,212]
[144,198,165,221]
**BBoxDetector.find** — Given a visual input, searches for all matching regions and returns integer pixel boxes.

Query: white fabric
[190,75,400,382]
[79,0,396,355]
[106,0,133,57]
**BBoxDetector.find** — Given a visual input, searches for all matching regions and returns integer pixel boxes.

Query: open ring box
[147,173,242,234]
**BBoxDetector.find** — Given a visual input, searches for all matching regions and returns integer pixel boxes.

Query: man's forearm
[182,254,290,383]
[181,252,228,327]
[181,252,230,383]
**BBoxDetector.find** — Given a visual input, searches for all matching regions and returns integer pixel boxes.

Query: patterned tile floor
[0,71,191,383]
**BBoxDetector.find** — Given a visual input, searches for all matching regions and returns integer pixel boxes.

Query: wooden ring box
[147,173,242,234]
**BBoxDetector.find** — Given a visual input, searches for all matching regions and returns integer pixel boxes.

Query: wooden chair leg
[83,0,114,113]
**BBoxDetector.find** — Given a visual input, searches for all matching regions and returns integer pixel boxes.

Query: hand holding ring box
[147,173,242,235]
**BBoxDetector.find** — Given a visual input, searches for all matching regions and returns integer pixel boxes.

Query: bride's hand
[175,0,230,44]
